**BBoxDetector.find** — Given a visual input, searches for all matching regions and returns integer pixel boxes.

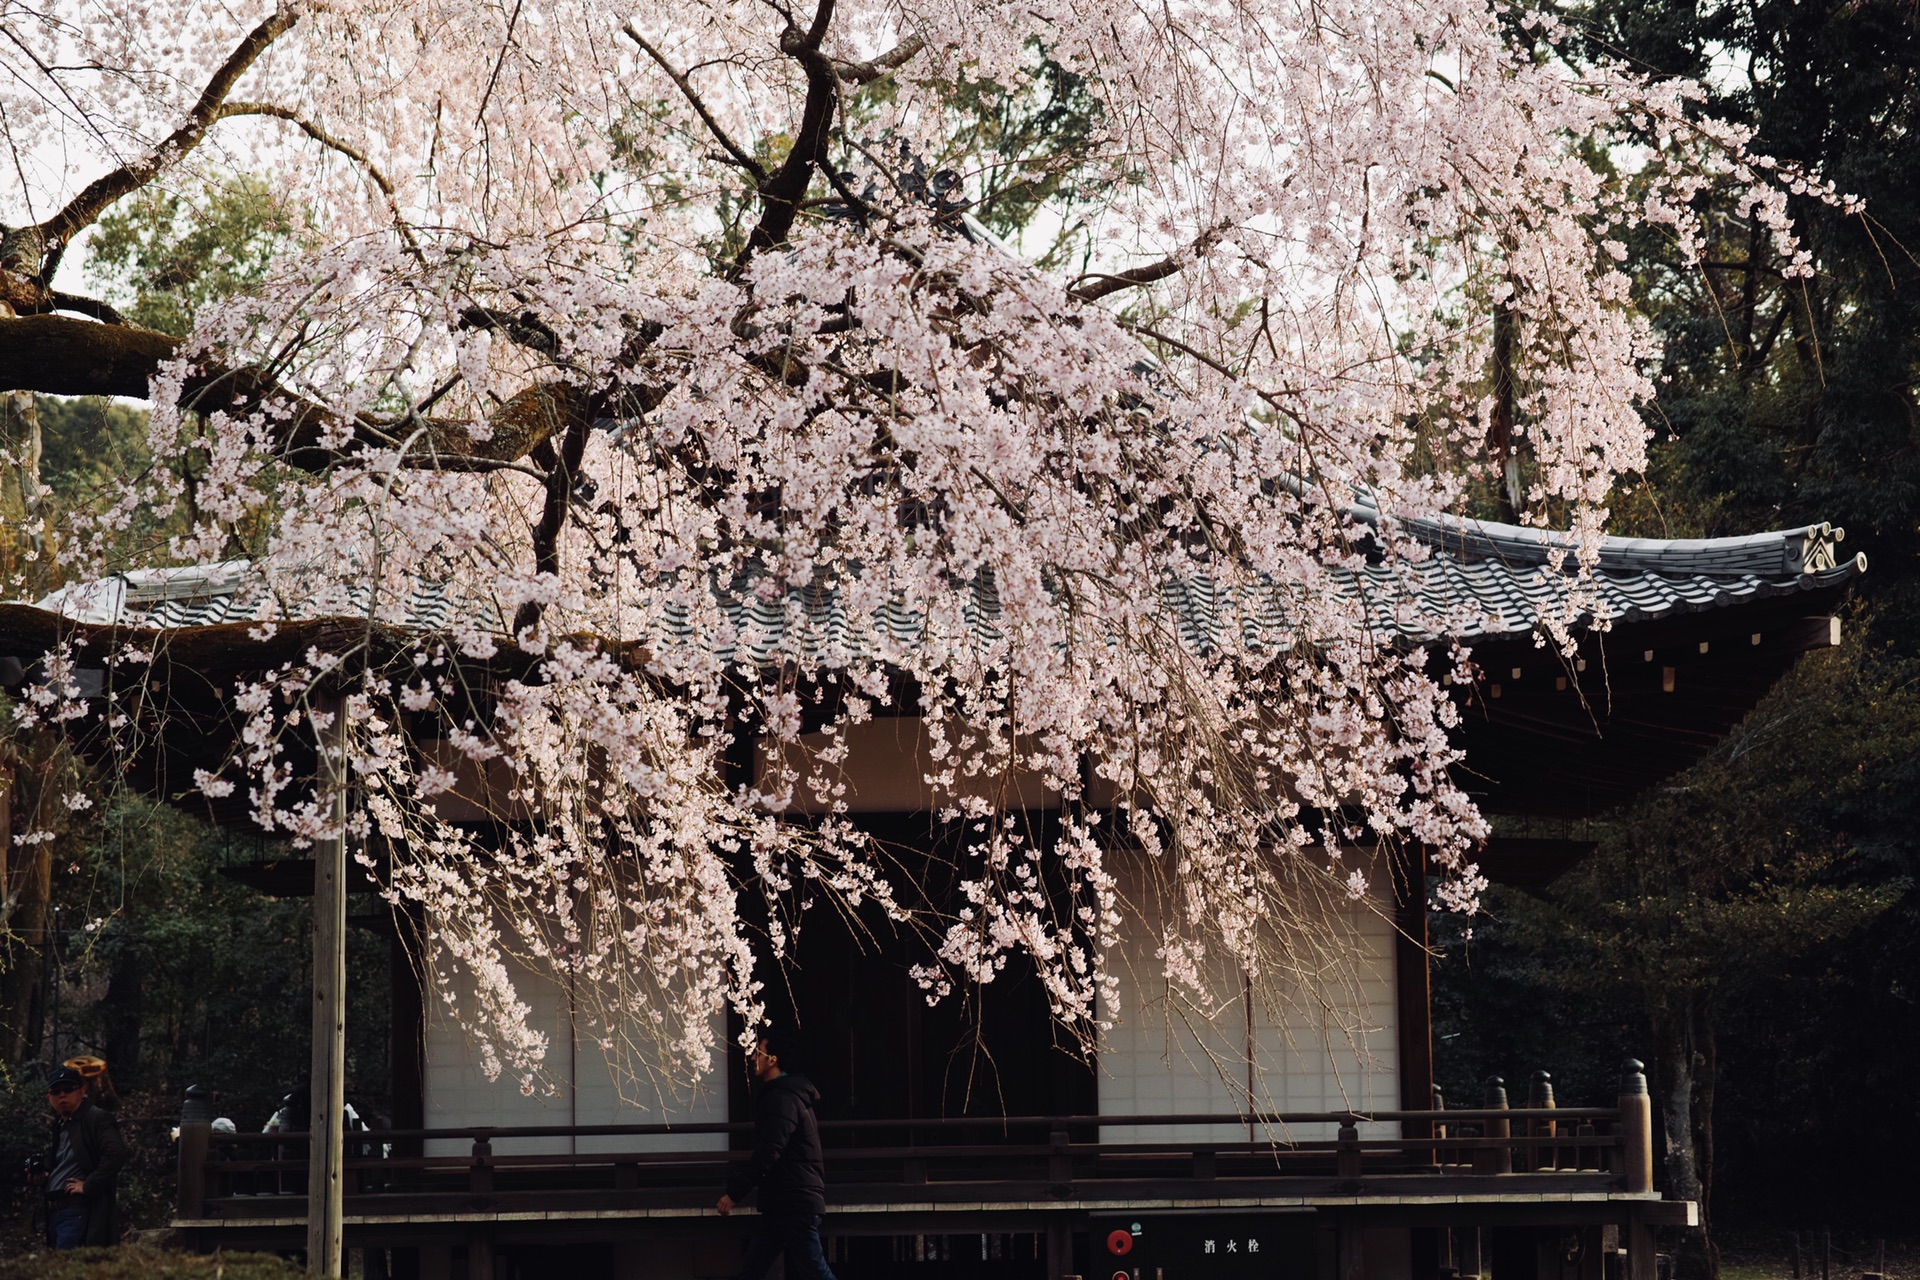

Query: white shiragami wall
[1097,855,1400,1145]
[424,945,727,1156]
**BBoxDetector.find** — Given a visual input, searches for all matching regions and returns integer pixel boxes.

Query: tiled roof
[23,512,1867,654]
[1332,513,1865,644]
[31,563,492,633]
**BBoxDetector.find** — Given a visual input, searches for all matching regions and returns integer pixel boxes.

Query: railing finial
[182,1082,212,1125]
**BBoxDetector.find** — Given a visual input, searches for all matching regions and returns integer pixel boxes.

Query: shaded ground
[1720,1232,1918,1280]
[0,1245,300,1279]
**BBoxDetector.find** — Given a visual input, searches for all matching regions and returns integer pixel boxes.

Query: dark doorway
[730,811,1098,1141]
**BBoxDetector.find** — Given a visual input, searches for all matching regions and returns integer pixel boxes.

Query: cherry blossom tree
[0,0,1832,1096]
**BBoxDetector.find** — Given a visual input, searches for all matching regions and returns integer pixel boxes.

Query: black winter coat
[44,1099,127,1247]
[724,1073,827,1216]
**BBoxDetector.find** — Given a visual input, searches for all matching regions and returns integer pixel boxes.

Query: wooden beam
[1394,846,1434,1130]
[308,695,348,1277]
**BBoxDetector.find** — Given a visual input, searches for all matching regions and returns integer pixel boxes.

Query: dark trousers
[737,1212,838,1280]
[47,1201,88,1249]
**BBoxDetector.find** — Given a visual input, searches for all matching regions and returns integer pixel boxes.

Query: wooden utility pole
[308,695,348,1277]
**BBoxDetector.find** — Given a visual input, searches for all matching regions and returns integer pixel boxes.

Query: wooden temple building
[0,508,1865,1280]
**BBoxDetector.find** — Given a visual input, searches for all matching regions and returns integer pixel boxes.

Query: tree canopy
[0,0,1837,1093]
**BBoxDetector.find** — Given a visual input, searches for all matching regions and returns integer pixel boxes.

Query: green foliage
[0,1060,53,1217]
[51,795,391,1128]
[0,1245,301,1280]
[31,398,151,509]
[934,57,1106,267]
[84,176,301,339]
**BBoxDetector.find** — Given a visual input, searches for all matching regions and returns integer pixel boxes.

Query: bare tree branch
[829,37,926,84]
[215,101,422,259]
[621,23,769,185]
[45,291,125,324]
[1068,226,1229,302]
[34,9,299,258]
[458,306,560,355]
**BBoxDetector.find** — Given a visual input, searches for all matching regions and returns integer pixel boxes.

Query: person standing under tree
[715,1029,839,1280]
[41,1064,126,1249]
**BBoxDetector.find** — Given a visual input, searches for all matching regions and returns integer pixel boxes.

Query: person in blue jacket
[715,1028,839,1280]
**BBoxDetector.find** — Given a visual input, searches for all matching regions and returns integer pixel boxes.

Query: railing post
[177,1083,212,1218]
[1191,1146,1216,1181]
[1475,1075,1511,1175]
[1619,1058,1653,1193]
[469,1130,495,1195]
[1528,1070,1557,1172]
[1047,1129,1071,1196]
[1431,1083,1448,1170]
[1336,1121,1362,1182]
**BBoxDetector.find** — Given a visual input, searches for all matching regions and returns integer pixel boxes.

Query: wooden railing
[177,1062,1658,1221]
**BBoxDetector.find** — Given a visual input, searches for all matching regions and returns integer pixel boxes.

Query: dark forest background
[1434,1,1920,1276]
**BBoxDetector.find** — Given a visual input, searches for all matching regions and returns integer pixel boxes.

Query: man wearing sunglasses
[42,1064,126,1249]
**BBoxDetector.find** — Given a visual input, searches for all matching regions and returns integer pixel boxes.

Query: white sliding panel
[1097,854,1400,1146]
[424,950,726,1157]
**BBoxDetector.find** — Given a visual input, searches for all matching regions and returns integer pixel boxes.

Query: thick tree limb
[0,314,177,397]
[35,9,298,258]
[0,314,600,471]
[740,0,840,267]
[516,405,594,635]
[458,306,559,355]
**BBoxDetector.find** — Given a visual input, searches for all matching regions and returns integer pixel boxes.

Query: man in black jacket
[716,1029,839,1280]
[42,1064,127,1249]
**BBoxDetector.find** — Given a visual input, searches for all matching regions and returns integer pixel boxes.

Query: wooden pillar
[1045,1213,1074,1280]
[1395,845,1436,1143]
[308,695,349,1277]
[1619,1059,1652,1194]
[1622,1212,1657,1280]
[1336,1213,1366,1280]
[1337,1121,1362,1182]
[466,1230,496,1280]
